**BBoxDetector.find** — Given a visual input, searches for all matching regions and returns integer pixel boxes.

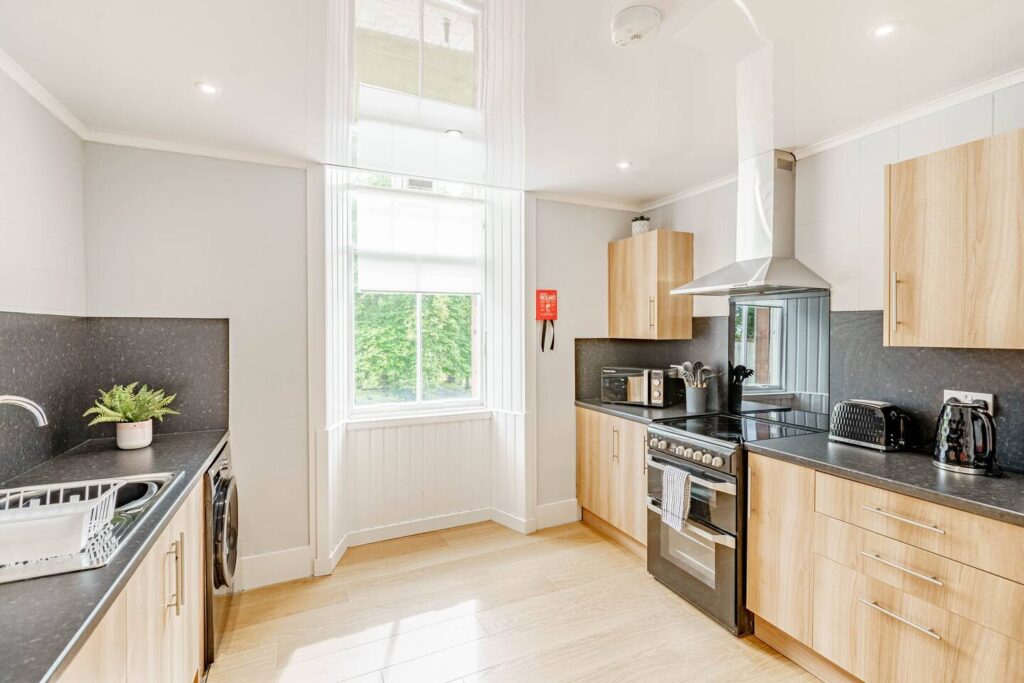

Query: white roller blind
[354,186,484,294]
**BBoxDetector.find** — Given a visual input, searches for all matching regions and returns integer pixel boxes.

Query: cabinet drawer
[813,554,1024,682]
[814,513,1024,644]
[814,472,1024,584]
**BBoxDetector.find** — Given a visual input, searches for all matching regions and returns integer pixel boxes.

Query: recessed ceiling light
[194,81,220,95]
[444,129,463,138]
[616,161,632,170]
[872,22,899,38]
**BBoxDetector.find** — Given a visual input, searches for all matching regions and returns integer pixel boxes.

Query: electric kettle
[933,398,1000,476]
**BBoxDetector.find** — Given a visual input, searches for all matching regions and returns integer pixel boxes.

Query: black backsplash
[0,312,228,483]
[831,311,1024,471]
[575,317,729,410]
[576,310,1024,471]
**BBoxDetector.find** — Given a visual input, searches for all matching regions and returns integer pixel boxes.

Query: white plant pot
[116,419,153,450]
[631,220,651,236]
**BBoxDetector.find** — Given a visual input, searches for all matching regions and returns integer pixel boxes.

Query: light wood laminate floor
[208,521,815,682]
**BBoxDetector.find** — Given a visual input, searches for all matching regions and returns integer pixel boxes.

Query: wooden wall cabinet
[885,128,1024,349]
[576,407,647,545]
[608,229,694,340]
[746,452,815,646]
[60,483,205,683]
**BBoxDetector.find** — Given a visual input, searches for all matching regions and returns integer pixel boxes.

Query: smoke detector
[611,5,662,48]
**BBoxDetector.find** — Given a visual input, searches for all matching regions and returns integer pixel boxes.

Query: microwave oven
[600,367,685,408]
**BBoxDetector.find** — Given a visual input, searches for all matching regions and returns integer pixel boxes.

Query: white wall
[0,70,85,314]
[532,198,631,514]
[83,144,310,583]
[644,81,1024,314]
[646,183,736,318]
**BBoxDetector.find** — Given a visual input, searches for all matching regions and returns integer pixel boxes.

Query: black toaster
[829,400,910,452]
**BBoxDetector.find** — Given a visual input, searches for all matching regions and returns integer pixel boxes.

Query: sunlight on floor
[208,522,811,683]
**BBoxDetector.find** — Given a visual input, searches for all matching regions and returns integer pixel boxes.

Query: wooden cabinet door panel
[608,234,656,339]
[746,453,814,645]
[576,407,610,520]
[963,130,1024,348]
[127,524,177,683]
[609,417,647,544]
[653,230,693,340]
[886,145,969,347]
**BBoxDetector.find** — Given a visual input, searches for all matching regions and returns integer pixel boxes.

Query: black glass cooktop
[657,413,822,444]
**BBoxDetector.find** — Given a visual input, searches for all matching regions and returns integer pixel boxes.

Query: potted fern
[83,382,179,450]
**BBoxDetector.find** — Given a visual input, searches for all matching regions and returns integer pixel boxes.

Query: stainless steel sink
[0,472,180,584]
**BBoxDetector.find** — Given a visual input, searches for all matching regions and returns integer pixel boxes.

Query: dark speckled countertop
[574,397,791,424]
[0,430,228,683]
[748,432,1024,527]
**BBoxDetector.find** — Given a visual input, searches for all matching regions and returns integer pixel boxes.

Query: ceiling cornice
[640,174,737,213]
[532,191,642,213]
[0,46,87,138]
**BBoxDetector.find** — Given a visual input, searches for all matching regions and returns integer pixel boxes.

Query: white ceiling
[2,0,1024,206]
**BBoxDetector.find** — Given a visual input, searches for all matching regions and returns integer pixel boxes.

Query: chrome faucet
[0,395,48,426]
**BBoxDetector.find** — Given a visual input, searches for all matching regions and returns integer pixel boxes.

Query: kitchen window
[354,0,481,109]
[348,172,484,412]
[733,302,784,391]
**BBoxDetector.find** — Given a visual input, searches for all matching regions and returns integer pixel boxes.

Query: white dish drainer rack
[0,477,126,584]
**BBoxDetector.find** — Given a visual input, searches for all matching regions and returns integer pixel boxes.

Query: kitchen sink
[0,471,180,584]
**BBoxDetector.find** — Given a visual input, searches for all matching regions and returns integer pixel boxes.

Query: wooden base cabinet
[608,229,694,340]
[576,407,647,545]
[60,483,205,683]
[746,452,815,647]
[747,454,1024,682]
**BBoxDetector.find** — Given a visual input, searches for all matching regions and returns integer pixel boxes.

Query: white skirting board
[535,498,581,529]
[236,545,313,591]
[489,507,537,534]
[342,508,493,548]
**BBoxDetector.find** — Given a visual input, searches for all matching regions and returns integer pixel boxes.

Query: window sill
[346,407,493,430]
[742,391,794,400]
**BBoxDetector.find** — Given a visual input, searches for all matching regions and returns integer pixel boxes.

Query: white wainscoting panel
[343,413,492,536]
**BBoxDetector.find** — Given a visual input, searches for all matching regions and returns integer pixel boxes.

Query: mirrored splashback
[728,290,830,415]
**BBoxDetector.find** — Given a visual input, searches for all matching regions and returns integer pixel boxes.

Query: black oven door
[647,499,738,632]
[646,452,737,534]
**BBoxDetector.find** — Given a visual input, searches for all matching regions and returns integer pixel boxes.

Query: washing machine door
[213,475,238,590]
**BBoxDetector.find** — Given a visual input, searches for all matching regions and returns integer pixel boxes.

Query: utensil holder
[685,386,707,414]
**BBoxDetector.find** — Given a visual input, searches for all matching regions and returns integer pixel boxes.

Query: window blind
[354,186,484,294]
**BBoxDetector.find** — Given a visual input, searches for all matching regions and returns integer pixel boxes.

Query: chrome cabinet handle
[890,272,899,333]
[642,437,648,474]
[612,428,620,460]
[166,539,182,616]
[859,599,941,640]
[645,455,737,495]
[859,551,943,586]
[648,296,655,330]
[861,505,945,535]
[747,466,752,519]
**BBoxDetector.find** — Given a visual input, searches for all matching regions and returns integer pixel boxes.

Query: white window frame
[734,302,786,393]
[345,175,487,417]
[353,0,484,111]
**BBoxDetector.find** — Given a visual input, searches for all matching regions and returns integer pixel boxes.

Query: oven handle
[646,497,737,549]
[646,454,737,496]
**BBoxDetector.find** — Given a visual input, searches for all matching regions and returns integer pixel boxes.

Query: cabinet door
[962,130,1024,349]
[178,485,205,683]
[608,233,657,339]
[608,417,647,544]
[886,145,969,348]
[576,407,611,520]
[57,591,128,683]
[653,230,693,340]
[127,524,178,683]
[746,452,815,645]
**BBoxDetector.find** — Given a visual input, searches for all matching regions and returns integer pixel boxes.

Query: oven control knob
[674,445,685,456]
[683,448,694,459]
[711,456,724,467]
[691,450,702,460]
[649,437,658,447]
[657,440,668,450]
[702,453,713,465]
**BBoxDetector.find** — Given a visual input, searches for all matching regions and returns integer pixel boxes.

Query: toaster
[829,400,910,452]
